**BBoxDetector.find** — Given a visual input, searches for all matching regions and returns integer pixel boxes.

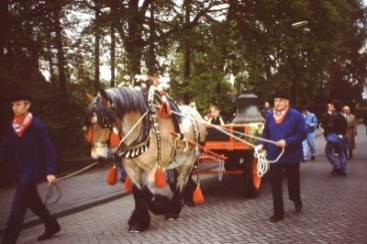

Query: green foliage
[35,92,90,159]
[169,19,236,117]
[226,0,367,106]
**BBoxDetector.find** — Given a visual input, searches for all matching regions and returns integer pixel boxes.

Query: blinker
[86,128,93,143]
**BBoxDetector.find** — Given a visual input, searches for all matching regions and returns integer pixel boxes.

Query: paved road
[1,125,367,243]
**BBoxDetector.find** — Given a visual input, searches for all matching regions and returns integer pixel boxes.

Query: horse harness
[92,87,179,162]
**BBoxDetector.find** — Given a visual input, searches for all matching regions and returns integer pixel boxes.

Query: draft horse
[85,85,206,232]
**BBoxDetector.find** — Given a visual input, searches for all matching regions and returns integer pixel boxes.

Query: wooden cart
[197,122,264,197]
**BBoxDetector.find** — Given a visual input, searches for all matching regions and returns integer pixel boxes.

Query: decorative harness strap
[147,84,162,165]
[117,137,150,158]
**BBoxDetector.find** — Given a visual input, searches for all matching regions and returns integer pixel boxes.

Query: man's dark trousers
[270,163,301,216]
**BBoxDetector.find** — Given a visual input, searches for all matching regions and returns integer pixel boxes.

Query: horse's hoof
[165,213,178,221]
[129,226,142,233]
[129,228,141,233]
[129,223,149,233]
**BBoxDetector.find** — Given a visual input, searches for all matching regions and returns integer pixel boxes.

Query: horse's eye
[91,112,98,123]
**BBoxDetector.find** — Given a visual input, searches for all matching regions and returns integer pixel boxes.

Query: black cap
[272,89,290,100]
[11,92,32,102]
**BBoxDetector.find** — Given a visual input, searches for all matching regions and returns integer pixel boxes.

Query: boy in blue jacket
[0,93,61,244]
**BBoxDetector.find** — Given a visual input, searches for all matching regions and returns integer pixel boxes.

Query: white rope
[254,146,285,177]
[208,123,285,176]
[218,159,225,181]
[153,104,285,177]
[167,107,261,147]
[254,148,269,177]
[196,153,224,181]
[111,109,150,154]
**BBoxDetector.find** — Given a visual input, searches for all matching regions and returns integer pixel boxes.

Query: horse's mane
[105,87,149,116]
[86,86,149,128]
[105,87,151,146]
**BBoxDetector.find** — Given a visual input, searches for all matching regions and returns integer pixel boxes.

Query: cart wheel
[166,169,178,193]
[243,153,261,198]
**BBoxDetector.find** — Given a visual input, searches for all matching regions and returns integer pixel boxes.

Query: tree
[226,0,367,106]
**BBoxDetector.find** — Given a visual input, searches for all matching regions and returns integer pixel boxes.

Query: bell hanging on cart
[231,90,265,124]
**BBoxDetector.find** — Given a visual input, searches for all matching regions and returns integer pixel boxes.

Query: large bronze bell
[232,90,265,124]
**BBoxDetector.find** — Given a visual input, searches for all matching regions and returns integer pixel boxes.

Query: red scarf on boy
[12,113,33,137]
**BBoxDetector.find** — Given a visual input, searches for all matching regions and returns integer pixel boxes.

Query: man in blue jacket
[0,93,61,244]
[258,89,306,223]
[301,105,318,161]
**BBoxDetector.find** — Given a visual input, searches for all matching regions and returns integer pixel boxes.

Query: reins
[164,107,285,177]
[200,122,284,177]
[44,161,99,205]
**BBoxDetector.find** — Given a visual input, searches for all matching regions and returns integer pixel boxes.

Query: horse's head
[85,90,119,161]
[85,87,151,161]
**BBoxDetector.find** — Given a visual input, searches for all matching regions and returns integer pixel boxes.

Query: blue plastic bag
[326,133,347,146]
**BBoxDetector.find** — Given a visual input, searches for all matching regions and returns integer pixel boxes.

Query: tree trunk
[54,9,67,93]
[110,0,119,87]
[46,31,55,85]
[124,0,144,74]
[0,0,10,69]
[182,0,192,104]
[111,26,116,87]
[146,3,156,76]
[94,5,101,91]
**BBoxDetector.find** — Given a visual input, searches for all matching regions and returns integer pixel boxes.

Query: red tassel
[159,101,171,118]
[110,131,120,148]
[193,186,204,205]
[106,166,118,185]
[155,168,167,188]
[86,129,93,143]
[124,176,132,192]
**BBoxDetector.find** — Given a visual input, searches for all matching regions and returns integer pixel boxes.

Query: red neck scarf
[273,106,289,125]
[12,113,33,137]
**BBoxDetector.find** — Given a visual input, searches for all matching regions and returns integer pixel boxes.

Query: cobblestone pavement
[1,125,367,243]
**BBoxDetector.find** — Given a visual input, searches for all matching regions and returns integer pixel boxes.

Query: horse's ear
[100,89,113,108]
[85,92,94,103]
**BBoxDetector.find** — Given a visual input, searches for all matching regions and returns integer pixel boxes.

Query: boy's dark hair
[332,100,342,112]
